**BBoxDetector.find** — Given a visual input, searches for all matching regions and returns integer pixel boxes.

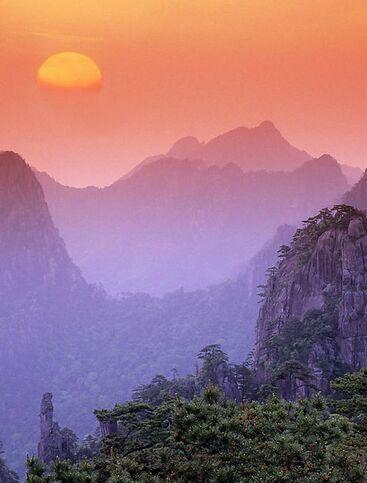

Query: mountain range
[0,151,269,474]
[128,121,362,185]
[36,152,349,295]
[0,122,365,475]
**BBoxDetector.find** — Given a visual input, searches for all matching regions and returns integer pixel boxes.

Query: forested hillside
[26,346,367,482]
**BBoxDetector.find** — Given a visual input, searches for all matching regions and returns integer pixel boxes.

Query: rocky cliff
[0,151,86,310]
[255,205,367,399]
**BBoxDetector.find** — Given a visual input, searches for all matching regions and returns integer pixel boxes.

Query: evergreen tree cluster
[25,347,367,482]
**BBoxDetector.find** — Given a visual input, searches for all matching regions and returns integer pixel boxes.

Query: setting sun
[37,52,102,89]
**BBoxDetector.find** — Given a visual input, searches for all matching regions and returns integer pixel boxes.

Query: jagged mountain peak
[292,155,348,195]
[174,121,311,172]
[296,153,338,169]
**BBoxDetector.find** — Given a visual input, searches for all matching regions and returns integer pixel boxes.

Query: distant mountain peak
[164,121,310,172]
[255,120,279,133]
[167,136,202,159]
[258,119,276,129]
[294,154,341,173]
[317,153,338,165]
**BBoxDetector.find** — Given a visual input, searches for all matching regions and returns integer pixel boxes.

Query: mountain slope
[340,164,363,186]
[0,152,86,307]
[117,122,360,186]
[343,168,367,208]
[36,155,348,295]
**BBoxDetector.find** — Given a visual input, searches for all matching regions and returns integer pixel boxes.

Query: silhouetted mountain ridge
[35,153,348,295]
[0,152,263,474]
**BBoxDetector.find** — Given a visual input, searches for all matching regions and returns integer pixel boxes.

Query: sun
[37,52,102,90]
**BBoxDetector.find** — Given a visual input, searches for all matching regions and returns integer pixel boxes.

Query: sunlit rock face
[255,208,367,400]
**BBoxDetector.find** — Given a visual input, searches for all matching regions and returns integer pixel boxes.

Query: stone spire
[38,393,76,464]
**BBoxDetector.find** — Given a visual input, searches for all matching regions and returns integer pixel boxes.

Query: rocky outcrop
[255,205,367,399]
[38,393,76,464]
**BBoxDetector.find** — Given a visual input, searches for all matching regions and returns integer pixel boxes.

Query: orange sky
[0,0,366,186]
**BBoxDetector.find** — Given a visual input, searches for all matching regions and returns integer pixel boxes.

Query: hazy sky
[0,0,366,186]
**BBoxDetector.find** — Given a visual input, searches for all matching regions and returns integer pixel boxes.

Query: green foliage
[33,394,367,482]
[76,432,101,461]
[25,456,46,482]
[26,456,97,483]
[290,205,364,264]
[264,307,339,387]
[24,348,367,482]
[130,345,258,406]
[331,368,367,428]
[2,273,255,475]
[132,374,197,407]
[197,344,229,387]
[231,360,258,402]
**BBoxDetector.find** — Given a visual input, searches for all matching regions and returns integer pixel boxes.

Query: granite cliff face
[255,205,367,399]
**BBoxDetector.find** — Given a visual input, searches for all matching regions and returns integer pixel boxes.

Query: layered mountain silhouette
[167,121,309,171]
[127,122,361,185]
[37,154,348,295]
[0,152,261,474]
[0,149,356,475]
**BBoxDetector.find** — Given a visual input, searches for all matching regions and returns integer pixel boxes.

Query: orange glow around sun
[37,52,102,89]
